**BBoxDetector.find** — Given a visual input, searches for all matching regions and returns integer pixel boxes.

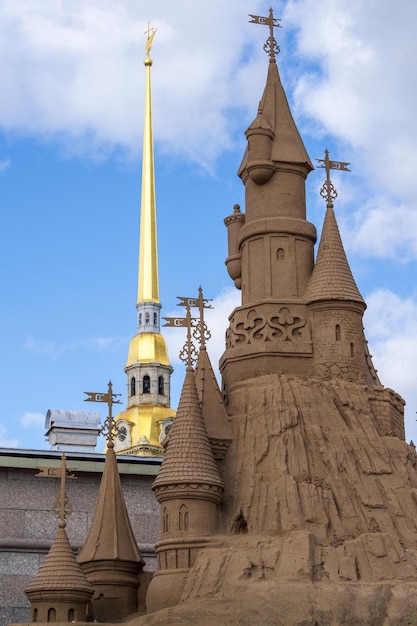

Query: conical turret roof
[304,204,365,305]
[239,59,313,174]
[152,367,224,490]
[194,347,231,443]
[25,522,93,598]
[77,442,143,565]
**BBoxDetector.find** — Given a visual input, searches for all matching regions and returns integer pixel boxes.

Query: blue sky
[1,0,417,450]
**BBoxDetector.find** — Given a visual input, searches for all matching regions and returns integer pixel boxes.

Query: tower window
[179,504,189,531]
[154,312,157,325]
[158,376,164,395]
[33,609,38,622]
[139,313,142,325]
[350,342,355,357]
[47,608,56,623]
[163,507,169,533]
[335,324,341,341]
[276,247,285,260]
[145,312,150,324]
[68,609,75,621]
[143,375,151,394]
[130,377,136,396]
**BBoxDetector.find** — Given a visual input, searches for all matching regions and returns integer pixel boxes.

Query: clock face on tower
[113,421,132,452]
[118,426,127,442]
[158,417,174,445]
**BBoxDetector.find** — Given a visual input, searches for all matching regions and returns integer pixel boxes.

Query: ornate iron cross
[316,149,351,208]
[163,287,213,369]
[249,7,282,58]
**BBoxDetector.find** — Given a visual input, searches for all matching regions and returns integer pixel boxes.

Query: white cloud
[0,0,266,164]
[23,335,124,357]
[23,336,57,357]
[88,337,124,351]
[2,1,417,258]
[0,425,20,448]
[20,411,45,429]
[364,288,417,442]
[284,0,417,261]
[0,158,11,171]
[349,196,417,261]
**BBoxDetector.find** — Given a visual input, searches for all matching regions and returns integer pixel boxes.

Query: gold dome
[126,332,170,368]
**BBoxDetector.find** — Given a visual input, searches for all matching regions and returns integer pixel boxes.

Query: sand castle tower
[24,456,93,623]
[129,11,417,624]
[78,405,144,622]
[146,296,225,613]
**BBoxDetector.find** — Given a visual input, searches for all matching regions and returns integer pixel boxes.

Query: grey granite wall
[0,451,161,625]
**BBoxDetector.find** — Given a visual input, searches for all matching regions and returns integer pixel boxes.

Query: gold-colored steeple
[138,23,159,305]
[113,25,175,457]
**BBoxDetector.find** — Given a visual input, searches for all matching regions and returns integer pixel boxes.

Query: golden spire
[114,24,175,458]
[138,22,159,304]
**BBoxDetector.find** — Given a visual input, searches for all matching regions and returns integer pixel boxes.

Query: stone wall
[0,449,161,625]
[369,386,406,439]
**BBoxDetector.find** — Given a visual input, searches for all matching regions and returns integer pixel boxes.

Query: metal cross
[164,301,198,369]
[316,149,351,208]
[163,288,213,368]
[144,21,157,58]
[249,7,282,59]
[84,380,122,446]
[36,454,77,524]
[178,287,213,350]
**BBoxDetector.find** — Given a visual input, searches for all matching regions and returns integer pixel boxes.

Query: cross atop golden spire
[316,149,351,208]
[249,7,282,59]
[144,22,157,62]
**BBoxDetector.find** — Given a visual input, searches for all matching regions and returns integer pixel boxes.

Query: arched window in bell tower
[143,375,151,394]
[154,311,157,326]
[68,609,75,622]
[335,324,341,341]
[47,608,56,622]
[158,376,164,395]
[179,504,189,531]
[33,609,38,622]
[276,247,285,260]
[130,377,136,396]
[145,312,150,325]
[163,507,169,533]
[350,342,355,357]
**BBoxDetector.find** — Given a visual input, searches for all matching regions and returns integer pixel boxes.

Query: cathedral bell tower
[113,26,175,456]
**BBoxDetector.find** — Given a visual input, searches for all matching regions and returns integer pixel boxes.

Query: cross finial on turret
[316,149,351,208]
[249,7,282,59]
[35,454,77,526]
[84,381,122,448]
[194,287,213,350]
[163,289,213,369]
[52,455,73,527]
